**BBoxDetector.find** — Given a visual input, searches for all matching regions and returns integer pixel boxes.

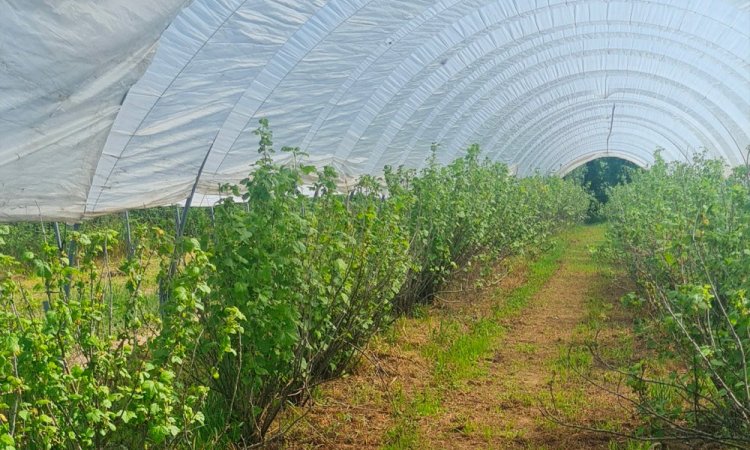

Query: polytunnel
[1,0,749,221]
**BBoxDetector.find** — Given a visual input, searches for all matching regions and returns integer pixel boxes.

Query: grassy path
[284,225,638,449]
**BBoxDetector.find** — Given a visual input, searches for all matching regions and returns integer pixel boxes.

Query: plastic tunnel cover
[1,0,749,221]
[0,0,190,221]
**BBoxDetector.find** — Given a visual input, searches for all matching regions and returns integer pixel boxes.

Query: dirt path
[283,226,636,449]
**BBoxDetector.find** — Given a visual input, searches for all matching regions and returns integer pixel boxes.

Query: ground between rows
[282,225,637,449]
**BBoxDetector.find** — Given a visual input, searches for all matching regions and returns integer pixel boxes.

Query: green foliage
[604,150,750,446]
[0,226,211,449]
[0,120,591,448]
[385,144,589,312]
[189,119,411,443]
[566,157,640,221]
[0,208,215,264]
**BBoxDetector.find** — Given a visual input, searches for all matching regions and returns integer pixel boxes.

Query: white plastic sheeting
[0,0,189,220]
[2,0,749,221]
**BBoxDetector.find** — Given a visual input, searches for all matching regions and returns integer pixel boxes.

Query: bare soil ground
[281,226,638,449]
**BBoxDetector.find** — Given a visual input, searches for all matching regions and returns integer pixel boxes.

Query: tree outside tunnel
[564,157,641,222]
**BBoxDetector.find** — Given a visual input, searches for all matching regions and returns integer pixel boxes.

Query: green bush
[604,150,750,446]
[385,145,589,312]
[0,121,590,448]
[187,120,411,443]
[0,225,211,449]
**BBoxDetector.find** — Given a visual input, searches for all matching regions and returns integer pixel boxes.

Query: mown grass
[383,236,569,448]
[541,226,670,446]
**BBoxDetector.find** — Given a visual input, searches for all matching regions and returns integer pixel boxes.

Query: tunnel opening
[563,156,641,222]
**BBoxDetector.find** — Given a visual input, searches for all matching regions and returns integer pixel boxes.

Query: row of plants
[0,121,589,448]
[385,143,589,311]
[0,206,214,263]
[603,151,750,446]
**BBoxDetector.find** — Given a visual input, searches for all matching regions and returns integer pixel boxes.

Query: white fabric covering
[2,0,749,220]
[0,0,189,220]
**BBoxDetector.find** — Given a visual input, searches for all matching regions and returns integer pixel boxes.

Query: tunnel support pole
[123,211,134,259]
[159,138,216,313]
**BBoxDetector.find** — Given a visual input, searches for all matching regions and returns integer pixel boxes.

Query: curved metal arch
[439,70,743,168]
[557,150,650,176]
[549,146,657,176]
[423,37,746,147]
[381,51,740,171]
[323,0,748,166]
[87,0,252,211]
[493,99,715,172]
[497,99,739,172]
[504,109,696,165]
[530,131,686,174]
[445,69,744,161]
[517,116,692,173]
[201,0,378,177]
[546,144,663,174]
[485,92,716,162]
[87,0,379,212]
[298,0,471,152]
[486,96,708,161]
[536,143,669,177]
[395,26,748,163]
[519,123,691,175]
[81,0,750,217]
[366,28,749,171]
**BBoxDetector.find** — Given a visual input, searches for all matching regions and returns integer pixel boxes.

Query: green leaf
[120,411,137,424]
